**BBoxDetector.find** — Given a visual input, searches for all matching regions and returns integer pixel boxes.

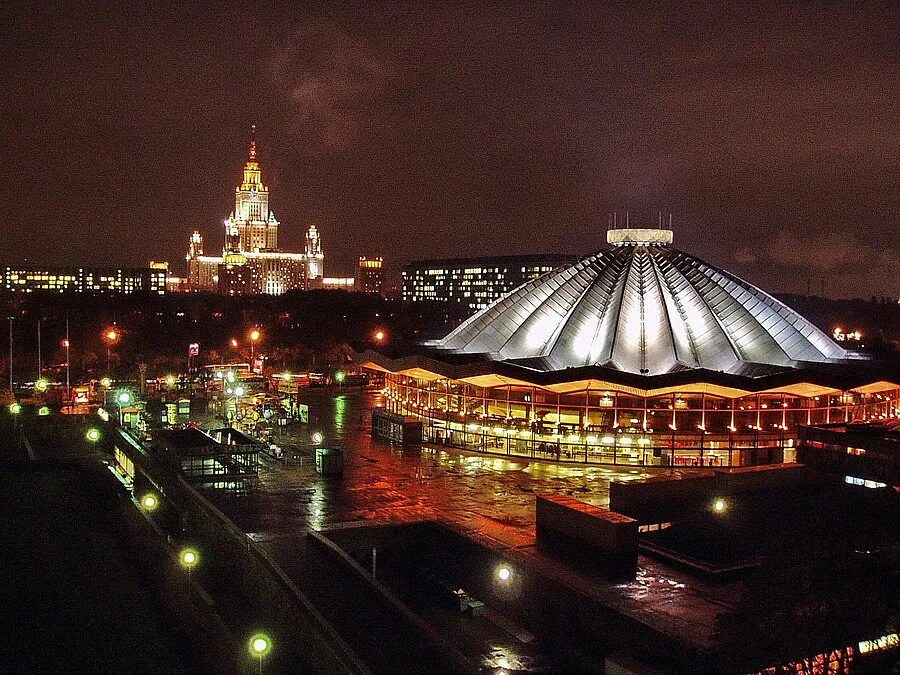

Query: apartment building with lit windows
[1,265,166,295]
[402,254,575,315]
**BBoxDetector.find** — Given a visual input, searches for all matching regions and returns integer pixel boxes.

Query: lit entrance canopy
[428,228,849,376]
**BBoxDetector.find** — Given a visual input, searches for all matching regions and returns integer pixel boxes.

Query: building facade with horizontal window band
[402,254,577,314]
[1,265,166,295]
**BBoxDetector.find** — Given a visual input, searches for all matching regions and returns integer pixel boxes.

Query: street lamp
[311,431,324,445]
[497,566,512,582]
[713,498,727,513]
[141,493,159,511]
[249,329,261,369]
[116,391,132,426]
[100,376,112,389]
[85,428,101,442]
[373,329,386,343]
[164,374,177,387]
[248,633,272,674]
[103,328,119,374]
[35,378,49,393]
[179,547,199,569]
[62,337,71,396]
[9,402,22,415]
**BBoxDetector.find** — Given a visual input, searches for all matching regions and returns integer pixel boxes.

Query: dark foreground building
[363,228,900,467]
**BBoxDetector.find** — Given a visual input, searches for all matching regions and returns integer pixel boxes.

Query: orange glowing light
[249,329,261,342]
[62,339,70,348]
[230,338,239,348]
[105,329,119,342]
[374,329,386,342]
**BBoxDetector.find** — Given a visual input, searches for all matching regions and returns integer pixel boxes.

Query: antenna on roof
[626,211,630,227]
[658,211,662,229]
[668,213,673,230]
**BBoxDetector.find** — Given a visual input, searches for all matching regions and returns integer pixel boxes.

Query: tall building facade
[357,257,384,296]
[186,131,324,295]
[402,254,576,314]
[227,136,279,252]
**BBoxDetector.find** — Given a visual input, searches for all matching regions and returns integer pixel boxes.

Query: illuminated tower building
[357,257,385,296]
[186,230,221,290]
[225,126,279,253]
[184,128,326,295]
[305,225,324,281]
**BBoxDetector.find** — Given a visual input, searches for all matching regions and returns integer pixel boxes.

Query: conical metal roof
[430,230,847,375]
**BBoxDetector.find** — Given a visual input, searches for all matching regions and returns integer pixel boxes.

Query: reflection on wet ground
[209,390,684,549]
[203,390,732,664]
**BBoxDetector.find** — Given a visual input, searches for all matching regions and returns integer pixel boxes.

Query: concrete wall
[305,530,476,674]
[535,494,637,576]
[322,520,714,672]
[113,428,367,674]
[610,464,816,522]
[609,473,715,522]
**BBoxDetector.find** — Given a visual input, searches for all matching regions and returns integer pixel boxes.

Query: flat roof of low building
[153,428,225,454]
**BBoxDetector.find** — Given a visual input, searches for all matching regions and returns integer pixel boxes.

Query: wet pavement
[203,389,684,548]
[199,390,735,667]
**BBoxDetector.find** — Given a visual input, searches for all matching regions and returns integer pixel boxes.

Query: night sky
[2,2,897,297]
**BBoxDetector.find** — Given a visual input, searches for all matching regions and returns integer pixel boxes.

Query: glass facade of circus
[380,373,900,467]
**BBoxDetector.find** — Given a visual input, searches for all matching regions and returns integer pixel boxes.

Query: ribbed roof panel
[432,244,848,375]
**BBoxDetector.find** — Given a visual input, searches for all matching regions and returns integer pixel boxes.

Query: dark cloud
[0,2,897,297]
[271,25,391,148]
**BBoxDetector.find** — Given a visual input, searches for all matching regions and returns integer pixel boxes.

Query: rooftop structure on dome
[360,224,899,468]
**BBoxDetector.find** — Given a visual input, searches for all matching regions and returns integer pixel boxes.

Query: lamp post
[63,338,71,397]
[234,385,245,428]
[223,370,236,424]
[7,317,12,395]
[249,329,261,372]
[104,328,119,375]
[36,318,42,382]
[248,633,272,674]
[116,390,132,426]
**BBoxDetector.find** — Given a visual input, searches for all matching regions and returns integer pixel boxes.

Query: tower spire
[249,123,257,161]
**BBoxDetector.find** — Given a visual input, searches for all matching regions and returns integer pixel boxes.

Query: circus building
[360,227,900,468]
